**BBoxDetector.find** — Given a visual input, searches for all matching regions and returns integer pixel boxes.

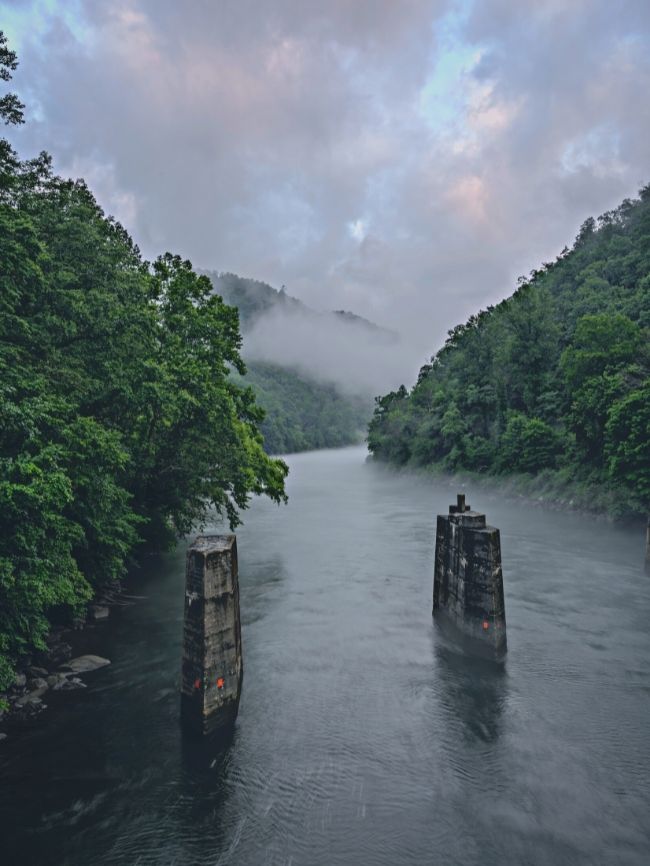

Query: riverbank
[0,584,140,739]
[369,456,647,523]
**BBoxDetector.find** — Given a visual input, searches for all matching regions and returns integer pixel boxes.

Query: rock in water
[60,655,111,674]
[15,693,43,708]
[27,678,49,696]
[433,493,507,654]
[53,677,87,691]
[27,666,49,678]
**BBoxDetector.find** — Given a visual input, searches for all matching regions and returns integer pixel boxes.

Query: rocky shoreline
[0,653,111,736]
[0,584,143,740]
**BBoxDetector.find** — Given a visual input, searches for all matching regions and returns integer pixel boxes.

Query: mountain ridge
[200,270,398,343]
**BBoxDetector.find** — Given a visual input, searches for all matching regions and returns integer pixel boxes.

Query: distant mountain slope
[368,186,650,517]
[237,361,371,454]
[206,272,307,329]
[198,270,378,453]
[331,309,398,344]
[203,271,398,342]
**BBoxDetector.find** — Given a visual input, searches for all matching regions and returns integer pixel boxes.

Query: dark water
[2,446,649,866]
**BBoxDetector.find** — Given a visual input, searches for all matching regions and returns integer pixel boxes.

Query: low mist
[241,306,427,397]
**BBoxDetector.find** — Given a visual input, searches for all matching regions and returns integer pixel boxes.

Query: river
[2,445,649,865]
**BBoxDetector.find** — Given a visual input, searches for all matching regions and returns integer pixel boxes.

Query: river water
[2,446,649,866]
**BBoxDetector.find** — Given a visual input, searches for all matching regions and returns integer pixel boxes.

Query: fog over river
[2,446,649,866]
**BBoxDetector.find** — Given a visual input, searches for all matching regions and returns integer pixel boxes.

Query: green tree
[560,314,643,462]
[0,33,287,688]
[129,254,287,542]
[605,383,650,503]
[0,32,24,126]
[498,413,560,473]
[560,314,642,388]
[367,386,412,464]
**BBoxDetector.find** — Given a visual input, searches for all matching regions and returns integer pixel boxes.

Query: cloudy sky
[2,0,650,383]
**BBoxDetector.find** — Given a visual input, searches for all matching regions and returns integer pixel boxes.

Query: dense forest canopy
[0,34,287,690]
[368,189,650,517]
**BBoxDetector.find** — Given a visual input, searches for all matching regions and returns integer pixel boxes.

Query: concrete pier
[180,534,243,736]
[433,494,507,654]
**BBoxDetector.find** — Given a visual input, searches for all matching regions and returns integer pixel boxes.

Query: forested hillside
[0,36,287,690]
[368,189,650,517]
[237,362,370,454]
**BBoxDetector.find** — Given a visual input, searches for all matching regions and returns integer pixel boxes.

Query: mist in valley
[241,303,423,397]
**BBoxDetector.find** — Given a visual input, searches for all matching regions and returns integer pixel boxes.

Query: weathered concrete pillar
[433,494,507,654]
[180,534,243,736]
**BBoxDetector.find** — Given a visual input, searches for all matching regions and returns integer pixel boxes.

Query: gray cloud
[5,0,650,390]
